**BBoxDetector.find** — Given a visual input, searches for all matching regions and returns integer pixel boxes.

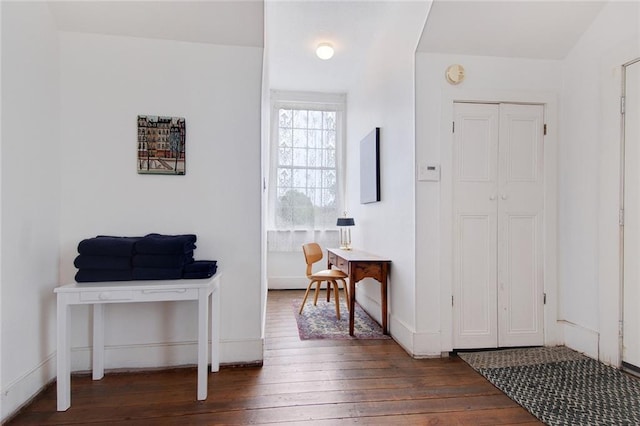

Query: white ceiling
[266,0,431,92]
[417,0,607,59]
[47,0,609,94]
[48,1,264,47]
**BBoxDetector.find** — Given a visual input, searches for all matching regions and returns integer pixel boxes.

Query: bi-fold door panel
[453,102,544,349]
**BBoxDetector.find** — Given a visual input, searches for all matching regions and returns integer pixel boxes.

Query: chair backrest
[302,243,323,277]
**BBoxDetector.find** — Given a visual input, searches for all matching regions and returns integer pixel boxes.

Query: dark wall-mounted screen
[360,127,380,204]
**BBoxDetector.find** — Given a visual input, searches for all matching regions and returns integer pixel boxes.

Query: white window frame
[267,90,346,251]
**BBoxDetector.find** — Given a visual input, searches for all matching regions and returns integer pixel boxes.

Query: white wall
[415,53,562,356]
[1,1,61,419]
[560,0,639,364]
[345,2,429,354]
[58,32,264,370]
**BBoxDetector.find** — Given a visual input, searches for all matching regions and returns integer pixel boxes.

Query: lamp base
[339,245,352,251]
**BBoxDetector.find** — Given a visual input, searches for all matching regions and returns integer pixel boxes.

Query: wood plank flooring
[6,290,541,425]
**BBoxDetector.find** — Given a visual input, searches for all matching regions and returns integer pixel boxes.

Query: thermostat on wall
[418,163,440,181]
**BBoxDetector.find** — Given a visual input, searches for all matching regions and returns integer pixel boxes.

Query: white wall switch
[418,163,440,181]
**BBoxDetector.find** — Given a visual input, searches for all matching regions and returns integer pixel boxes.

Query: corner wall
[58,32,264,370]
[346,2,429,354]
[560,0,639,364]
[1,2,61,419]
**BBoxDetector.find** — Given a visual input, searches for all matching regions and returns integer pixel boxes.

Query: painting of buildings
[137,115,186,175]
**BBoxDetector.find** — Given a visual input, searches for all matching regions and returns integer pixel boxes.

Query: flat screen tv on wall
[360,127,380,204]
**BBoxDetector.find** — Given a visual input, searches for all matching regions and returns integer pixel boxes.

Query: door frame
[439,89,560,352]
[619,57,640,371]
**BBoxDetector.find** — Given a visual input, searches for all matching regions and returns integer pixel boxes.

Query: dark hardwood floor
[7,290,541,425]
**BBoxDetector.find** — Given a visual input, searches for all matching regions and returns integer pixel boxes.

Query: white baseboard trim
[561,320,599,359]
[70,338,264,370]
[389,313,414,355]
[1,352,56,422]
[268,276,307,289]
[412,331,444,357]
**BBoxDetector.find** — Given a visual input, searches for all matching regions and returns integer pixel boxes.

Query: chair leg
[326,281,331,302]
[340,279,350,310]
[299,281,315,314]
[313,281,321,306]
[331,280,341,320]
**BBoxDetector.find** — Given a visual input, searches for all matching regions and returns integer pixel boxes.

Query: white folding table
[54,273,221,411]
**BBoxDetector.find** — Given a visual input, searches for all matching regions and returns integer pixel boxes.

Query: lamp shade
[336,217,355,227]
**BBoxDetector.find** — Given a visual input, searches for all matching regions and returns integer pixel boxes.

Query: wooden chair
[299,243,350,319]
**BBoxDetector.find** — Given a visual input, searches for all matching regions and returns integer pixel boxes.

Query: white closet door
[453,102,545,349]
[453,103,500,349]
[497,104,545,347]
[623,60,640,369]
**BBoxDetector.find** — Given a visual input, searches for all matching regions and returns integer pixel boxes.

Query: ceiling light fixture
[316,42,334,60]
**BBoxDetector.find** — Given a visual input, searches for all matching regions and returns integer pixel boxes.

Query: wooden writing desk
[327,248,391,336]
[54,273,221,411]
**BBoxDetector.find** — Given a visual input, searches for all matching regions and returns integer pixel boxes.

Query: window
[268,92,345,251]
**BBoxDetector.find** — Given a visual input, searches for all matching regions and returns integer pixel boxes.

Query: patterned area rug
[293,297,390,340]
[458,346,640,425]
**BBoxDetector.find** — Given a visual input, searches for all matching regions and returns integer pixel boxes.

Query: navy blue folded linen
[132,252,194,268]
[135,234,197,254]
[78,236,141,256]
[74,255,131,270]
[132,267,184,280]
[75,269,133,283]
[183,261,217,279]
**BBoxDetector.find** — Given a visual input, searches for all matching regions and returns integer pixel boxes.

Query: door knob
[489,195,496,200]
[501,194,508,200]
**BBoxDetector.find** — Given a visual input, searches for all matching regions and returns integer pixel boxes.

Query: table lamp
[336,216,355,250]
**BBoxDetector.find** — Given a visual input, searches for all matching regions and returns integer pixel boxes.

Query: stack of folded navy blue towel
[74,233,218,283]
[133,233,196,280]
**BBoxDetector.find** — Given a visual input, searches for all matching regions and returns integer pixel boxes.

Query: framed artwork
[360,127,380,204]
[137,115,186,175]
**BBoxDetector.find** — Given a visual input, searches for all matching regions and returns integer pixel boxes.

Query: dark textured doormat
[458,346,640,425]
[293,297,390,340]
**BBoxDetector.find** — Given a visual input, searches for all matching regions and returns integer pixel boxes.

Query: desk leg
[349,263,356,336]
[92,304,105,380]
[211,285,220,373]
[56,297,71,411]
[197,288,209,400]
[381,262,389,335]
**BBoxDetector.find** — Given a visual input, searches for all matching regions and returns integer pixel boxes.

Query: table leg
[349,263,356,336]
[210,283,220,373]
[197,288,209,400]
[92,304,105,380]
[56,297,71,411]
[381,262,389,335]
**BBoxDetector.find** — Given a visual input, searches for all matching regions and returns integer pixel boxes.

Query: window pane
[324,130,336,149]
[277,168,291,188]
[278,147,292,166]
[292,129,306,148]
[323,169,336,188]
[293,148,307,167]
[292,168,306,188]
[308,148,319,167]
[279,109,292,128]
[323,111,336,130]
[308,129,322,148]
[309,111,323,129]
[307,169,320,189]
[293,110,308,128]
[325,149,336,167]
[279,128,292,147]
